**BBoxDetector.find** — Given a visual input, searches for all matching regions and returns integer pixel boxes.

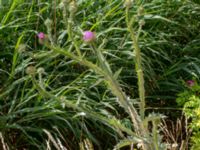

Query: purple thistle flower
[186,80,195,87]
[83,31,95,42]
[37,32,45,39]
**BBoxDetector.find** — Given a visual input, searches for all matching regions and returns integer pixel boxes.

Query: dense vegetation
[0,0,200,149]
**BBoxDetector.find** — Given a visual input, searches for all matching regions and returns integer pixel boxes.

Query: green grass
[0,0,200,149]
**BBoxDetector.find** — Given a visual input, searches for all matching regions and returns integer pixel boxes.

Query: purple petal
[83,31,95,42]
[37,32,45,39]
[186,80,195,87]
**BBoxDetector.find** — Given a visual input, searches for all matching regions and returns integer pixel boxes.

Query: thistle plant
[34,0,165,149]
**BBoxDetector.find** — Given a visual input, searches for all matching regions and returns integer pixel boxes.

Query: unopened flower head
[138,6,144,16]
[139,20,145,26]
[18,44,26,53]
[186,80,195,87]
[83,31,95,43]
[124,0,133,9]
[37,67,45,74]
[69,1,77,14]
[26,66,36,75]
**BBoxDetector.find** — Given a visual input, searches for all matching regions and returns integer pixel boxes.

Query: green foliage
[176,80,200,149]
[177,80,200,106]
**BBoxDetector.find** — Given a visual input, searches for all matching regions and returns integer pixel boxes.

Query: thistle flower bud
[138,6,144,16]
[44,18,54,45]
[186,80,195,87]
[124,0,133,9]
[83,31,96,43]
[26,66,36,75]
[69,1,77,14]
[59,0,70,10]
[139,20,145,26]
[37,67,45,74]
[18,44,26,53]
[37,32,47,44]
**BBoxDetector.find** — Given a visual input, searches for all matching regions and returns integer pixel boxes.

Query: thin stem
[53,0,57,42]
[125,6,153,150]
[90,43,112,75]
[152,121,159,150]
[125,7,146,121]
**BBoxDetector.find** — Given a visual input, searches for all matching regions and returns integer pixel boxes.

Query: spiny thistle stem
[90,43,112,75]
[89,43,147,137]
[125,7,146,121]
